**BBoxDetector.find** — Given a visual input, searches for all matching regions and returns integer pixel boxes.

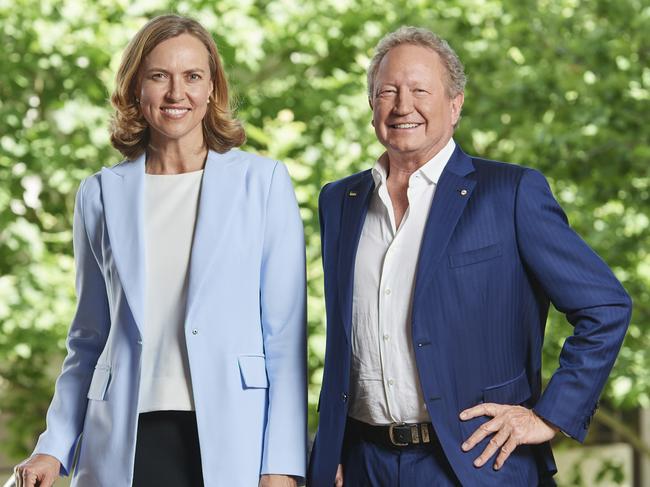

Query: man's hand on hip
[459,404,558,470]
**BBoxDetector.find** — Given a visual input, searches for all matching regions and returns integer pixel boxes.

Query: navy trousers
[342,432,462,486]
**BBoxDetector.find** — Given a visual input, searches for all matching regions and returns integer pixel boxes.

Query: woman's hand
[259,474,297,487]
[13,454,60,487]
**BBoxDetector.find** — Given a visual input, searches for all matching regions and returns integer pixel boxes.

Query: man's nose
[393,88,414,115]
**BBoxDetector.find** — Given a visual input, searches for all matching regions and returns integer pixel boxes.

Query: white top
[139,169,203,413]
[349,138,456,425]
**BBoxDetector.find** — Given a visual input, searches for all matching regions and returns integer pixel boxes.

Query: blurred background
[0,0,648,485]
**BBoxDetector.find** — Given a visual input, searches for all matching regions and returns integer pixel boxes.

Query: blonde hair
[110,14,245,160]
[367,26,466,100]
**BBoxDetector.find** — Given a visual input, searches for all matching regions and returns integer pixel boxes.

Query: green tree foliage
[1,0,648,459]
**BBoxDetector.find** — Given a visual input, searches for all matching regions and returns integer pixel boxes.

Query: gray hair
[367,26,467,100]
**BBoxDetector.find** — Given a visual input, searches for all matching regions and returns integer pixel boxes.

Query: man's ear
[451,92,464,125]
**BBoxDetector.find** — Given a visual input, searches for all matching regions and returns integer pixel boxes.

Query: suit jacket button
[342,393,348,402]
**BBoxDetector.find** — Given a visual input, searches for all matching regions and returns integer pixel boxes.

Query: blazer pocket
[87,364,111,400]
[483,369,531,405]
[449,243,502,268]
[238,355,269,389]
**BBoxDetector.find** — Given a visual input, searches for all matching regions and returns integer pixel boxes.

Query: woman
[14,14,306,487]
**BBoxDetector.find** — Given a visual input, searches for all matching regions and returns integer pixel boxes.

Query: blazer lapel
[101,154,146,334]
[337,172,374,345]
[185,150,245,321]
[413,147,477,304]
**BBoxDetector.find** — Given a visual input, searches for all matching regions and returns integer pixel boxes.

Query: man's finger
[473,425,511,468]
[334,463,344,487]
[494,435,519,470]
[462,416,503,451]
[460,402,502,420]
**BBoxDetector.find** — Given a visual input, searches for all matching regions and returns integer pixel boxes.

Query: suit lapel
[101,154,146,334]
[413,147,476,304]
[337,172,374,345]
[185,150,245,320]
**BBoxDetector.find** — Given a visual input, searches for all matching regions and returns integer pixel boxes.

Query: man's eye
[189,73,202,80]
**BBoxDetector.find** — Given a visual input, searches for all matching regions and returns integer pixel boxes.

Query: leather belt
[346,417,436,449]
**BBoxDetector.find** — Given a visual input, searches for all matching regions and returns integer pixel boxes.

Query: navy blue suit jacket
[308,146,631,486]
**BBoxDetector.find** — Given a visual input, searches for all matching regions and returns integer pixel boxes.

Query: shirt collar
[371,138,456,187]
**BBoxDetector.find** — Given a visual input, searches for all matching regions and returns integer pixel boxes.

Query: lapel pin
[348,191,358,197]
[459,189,468,196]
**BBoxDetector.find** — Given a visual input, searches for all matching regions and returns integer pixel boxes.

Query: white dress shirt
[139,169,203,413]
[349,138,456,425]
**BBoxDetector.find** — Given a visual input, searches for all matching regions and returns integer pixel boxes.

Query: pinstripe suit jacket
[308,145,631,486]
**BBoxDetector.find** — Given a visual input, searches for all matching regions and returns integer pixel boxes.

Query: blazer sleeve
[514,168,632,442]
[259,162,307,479]
[32,177,111,475]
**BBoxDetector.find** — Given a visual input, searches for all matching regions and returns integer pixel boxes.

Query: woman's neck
[145,139,208,175]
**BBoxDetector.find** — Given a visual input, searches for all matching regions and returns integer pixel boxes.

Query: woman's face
[137,33,213,148]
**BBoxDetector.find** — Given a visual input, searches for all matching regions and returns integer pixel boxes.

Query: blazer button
[342,393,348,403]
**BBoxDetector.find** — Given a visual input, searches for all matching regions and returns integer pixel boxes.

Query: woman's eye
[151,73,166,80]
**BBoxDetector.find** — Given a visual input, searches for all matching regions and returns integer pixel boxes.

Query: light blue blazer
[33,149,307,486]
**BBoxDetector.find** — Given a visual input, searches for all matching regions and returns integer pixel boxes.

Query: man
[307,26,631,486]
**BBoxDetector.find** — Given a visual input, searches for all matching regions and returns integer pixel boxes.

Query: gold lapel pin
[348,191,358,197]
[459,189,468,196]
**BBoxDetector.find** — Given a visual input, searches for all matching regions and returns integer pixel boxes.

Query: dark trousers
[132,410,204,487]
[342,426,461,486]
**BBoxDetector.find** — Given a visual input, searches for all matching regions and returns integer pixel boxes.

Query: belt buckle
[388,422,409,447]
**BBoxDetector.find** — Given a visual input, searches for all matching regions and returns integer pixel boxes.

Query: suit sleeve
[259,162,307,479]
[514,168,632,442]
[318,183,331,271]
[32,178,111,475]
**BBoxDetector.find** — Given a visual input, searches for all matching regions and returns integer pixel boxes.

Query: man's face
[371,44,463,164]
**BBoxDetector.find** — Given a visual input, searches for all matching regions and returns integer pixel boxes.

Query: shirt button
[383,334,390,341]
[385,288,391,295]
[388,379,394,386]
[192,329,198,335]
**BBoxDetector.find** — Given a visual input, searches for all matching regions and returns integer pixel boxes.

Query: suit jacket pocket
[87,364,111,400]
[238,355,269,389]
[449,243,502,268]
[483,369,531,405]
